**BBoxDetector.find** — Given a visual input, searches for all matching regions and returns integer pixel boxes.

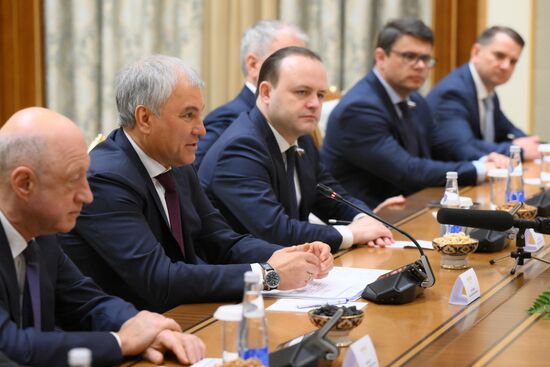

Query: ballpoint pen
[296,299,349,309]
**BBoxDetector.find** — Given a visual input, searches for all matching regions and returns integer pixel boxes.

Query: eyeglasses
[390,50,437,68]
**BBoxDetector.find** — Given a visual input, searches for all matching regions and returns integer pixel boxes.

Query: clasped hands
[268,241,333,290]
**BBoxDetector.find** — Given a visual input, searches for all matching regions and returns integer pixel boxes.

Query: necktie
[483,96,495,142]
[24,240,41,330]
[285,147,299,219]
[156,171,185,257]
[396,101,420,156]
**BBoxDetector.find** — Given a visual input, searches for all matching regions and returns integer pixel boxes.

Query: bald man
[0,108,205,366]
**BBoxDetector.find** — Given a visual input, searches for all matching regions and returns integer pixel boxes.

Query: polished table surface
[124,162,550,366]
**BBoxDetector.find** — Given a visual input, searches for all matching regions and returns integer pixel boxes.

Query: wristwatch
[260,262,280,291]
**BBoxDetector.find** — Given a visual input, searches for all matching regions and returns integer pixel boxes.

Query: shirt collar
[0,210,28,259]
[266,121,297,154]
[123,130,169,178]
[373,67,416,108]
[245,81,257,95]
[469,62,492,101]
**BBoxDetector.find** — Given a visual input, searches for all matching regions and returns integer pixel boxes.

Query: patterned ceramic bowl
[308,308,364,347]
[433,233,478,269]
[497,202,538,220]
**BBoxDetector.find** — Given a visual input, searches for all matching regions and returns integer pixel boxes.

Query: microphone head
[317,183,338,199]
[437,208,514,232]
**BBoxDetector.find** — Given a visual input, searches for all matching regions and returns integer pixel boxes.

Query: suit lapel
[114,129,170,227]
[113,129,190,261]
[463,66,483,138]
[0,223,23,326]
[250,108,296,218]
[368,72,419,155]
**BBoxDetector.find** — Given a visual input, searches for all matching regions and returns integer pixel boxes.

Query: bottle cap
[68,348,91,366]
[446,171,458,179]
[487,168,508,178]
[244,271,260,283]
[214,304,243,322]
[459,196,473,209]
[538,144,550,153]
[510,145,521,153]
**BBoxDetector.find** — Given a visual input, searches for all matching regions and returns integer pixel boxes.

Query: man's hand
[268,246,321,289]
[116,311,181,357]
[513,136,540,161]
[486,152,509,168]
[143,330,206,365]
[373,195,406,213]
[348,215,394,247]
[296,241,333,279]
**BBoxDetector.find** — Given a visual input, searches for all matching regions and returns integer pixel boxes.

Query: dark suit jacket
[320,69,478,208]
[198,107,368,252]
[0,224,137,367]
[59,128,281,313]
[426,63,525,160]
[195,86,255,167]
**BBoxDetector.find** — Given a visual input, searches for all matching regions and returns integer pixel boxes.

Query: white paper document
[391,240,433,250]
[266,299,368,313]
[191,358,222,367]
[263,266,388,300]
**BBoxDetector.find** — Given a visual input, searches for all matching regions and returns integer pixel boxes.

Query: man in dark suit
[321,18,508,208]
[427,26,539,161]
[199,47,394,252]
[0,108,204,366]
[195,20,308,167]
[60,55,333,314]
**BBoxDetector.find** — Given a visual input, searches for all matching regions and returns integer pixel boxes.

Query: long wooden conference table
[125,163,550,366]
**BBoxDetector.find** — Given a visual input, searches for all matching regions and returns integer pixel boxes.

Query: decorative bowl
[433,233,478,269]
[497,202,538,220]
[308,308,364,347]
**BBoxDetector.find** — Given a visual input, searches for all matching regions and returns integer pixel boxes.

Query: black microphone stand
[490,227,550,274]
[489,202,550,274]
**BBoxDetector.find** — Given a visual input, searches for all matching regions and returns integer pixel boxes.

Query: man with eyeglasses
[427,26,539,161]
[321,18,507,208]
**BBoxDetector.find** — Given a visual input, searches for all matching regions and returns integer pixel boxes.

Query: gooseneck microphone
[317,184,435,304]
[437,208,550,235]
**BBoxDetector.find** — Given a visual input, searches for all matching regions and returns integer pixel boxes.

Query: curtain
[44,0,430,142]
[279,0,431,92]
[201,0,278,114]
[44,0,203,143]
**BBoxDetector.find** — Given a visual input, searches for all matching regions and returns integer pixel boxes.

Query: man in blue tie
[427,26,539,161]
[199,46,394,252]
[321,18,508,208]
[0,107,205,366]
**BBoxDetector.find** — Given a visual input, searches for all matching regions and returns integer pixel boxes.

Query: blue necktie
[285,147,299,219]
[24,240,41,330]
[483,96,495,142]
[397,101,420,156]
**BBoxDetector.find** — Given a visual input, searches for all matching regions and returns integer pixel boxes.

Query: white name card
[449,268,480,305]
[525,228,545,253]
[343,335,379,367]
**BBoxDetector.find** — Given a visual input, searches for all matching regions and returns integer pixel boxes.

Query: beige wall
[486,0,533,134]
[534,0,550,140]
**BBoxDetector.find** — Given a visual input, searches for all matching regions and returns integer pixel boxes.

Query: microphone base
[361,262,425,304]
[470,228,511,253]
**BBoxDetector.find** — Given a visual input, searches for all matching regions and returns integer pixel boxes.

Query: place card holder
[449,268,480,305]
